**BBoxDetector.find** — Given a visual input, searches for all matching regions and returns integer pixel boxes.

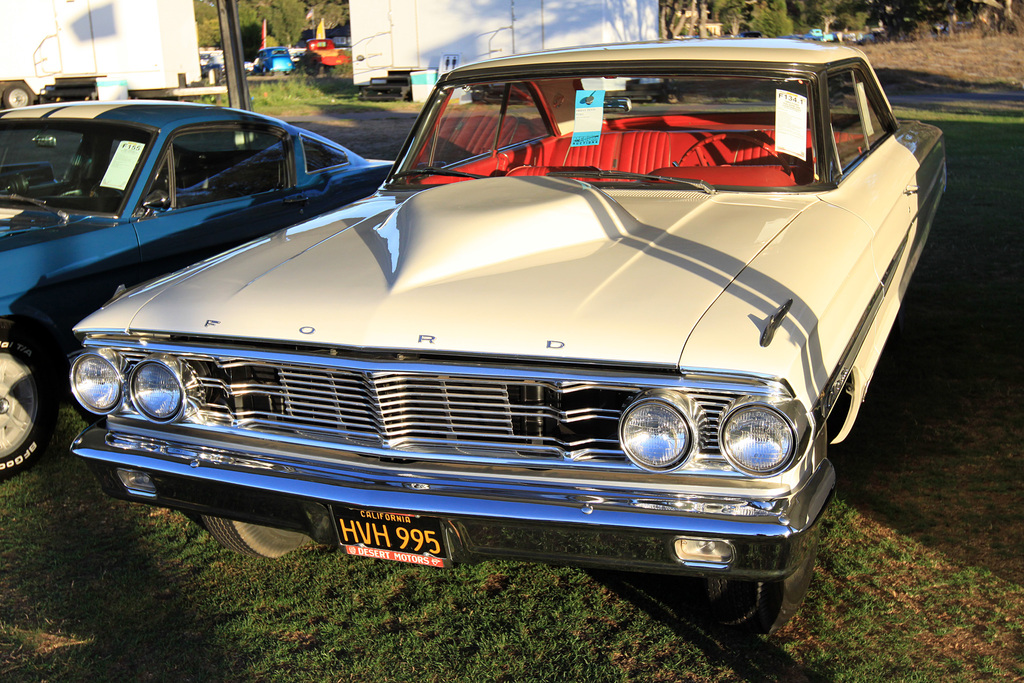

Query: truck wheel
[0,320,58,481]
[201,515,311,558]
[2,84,32,109]
[705,531,819,634]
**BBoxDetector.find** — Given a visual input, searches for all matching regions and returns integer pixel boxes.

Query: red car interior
[415,112,817,188]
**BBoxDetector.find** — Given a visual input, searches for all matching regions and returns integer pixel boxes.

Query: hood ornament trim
[760,299,793,348]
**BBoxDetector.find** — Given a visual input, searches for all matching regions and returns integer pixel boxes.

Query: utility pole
[215,0,252,110]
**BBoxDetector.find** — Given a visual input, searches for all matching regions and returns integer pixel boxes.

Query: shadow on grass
[586,569,824,681]
[829,113,1024,585]
[0,409,233,680]
[873,67,1019,93]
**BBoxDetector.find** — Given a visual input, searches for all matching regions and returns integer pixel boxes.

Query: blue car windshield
[0,121,152,215]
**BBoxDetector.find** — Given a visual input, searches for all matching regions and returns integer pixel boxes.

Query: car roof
[451,38,866,76]
[0,101,285,130]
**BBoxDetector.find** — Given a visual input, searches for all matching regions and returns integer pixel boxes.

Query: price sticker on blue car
[99,140,146,191]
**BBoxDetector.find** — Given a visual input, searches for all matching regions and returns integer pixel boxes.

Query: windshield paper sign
[571,90,605,147]
[775,90,808,161]
[100,141,146,191]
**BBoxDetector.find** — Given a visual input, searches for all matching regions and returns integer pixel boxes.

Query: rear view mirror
[604,97,632,113]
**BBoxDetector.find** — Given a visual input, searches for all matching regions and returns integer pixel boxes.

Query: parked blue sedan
[0,101,390,479]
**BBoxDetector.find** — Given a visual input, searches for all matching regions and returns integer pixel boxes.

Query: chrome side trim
[819,231,909,421]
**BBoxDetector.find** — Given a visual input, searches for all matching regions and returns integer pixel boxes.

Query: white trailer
[350,0,659,100]
[0,0,205,109]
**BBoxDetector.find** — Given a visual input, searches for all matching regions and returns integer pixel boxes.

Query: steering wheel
[679,132,790,173]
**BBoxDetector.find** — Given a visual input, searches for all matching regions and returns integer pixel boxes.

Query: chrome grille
[113,346,747,465]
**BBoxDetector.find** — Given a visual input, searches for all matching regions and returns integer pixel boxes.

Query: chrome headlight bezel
[618,391,697,472]
[128,354,193,423]
[719,397,804,477]
[70,349,125,415]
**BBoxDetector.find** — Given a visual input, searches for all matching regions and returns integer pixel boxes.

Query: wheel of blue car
[201,515,311,558]
[705,529,819,634]
[0,320,58,482]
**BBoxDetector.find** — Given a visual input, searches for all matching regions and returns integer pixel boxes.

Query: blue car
[0,101,390,479]
[252,47,295,74]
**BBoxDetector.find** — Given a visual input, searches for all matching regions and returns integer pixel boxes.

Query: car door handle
[904,184,919,196]
[284,194,309,205]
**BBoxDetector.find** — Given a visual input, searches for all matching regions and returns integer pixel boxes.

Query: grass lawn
[2,108,1023,680]
[246,75,422,118]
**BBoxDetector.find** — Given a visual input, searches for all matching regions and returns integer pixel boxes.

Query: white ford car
[70,40,944,633]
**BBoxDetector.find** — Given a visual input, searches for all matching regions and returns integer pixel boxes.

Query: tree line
[664,0,1019,38]
[194,0,1020,57]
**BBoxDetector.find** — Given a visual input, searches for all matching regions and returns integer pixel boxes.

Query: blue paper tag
[570,90,605,148]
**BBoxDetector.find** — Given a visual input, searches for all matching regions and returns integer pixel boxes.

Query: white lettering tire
[0,320,57,482]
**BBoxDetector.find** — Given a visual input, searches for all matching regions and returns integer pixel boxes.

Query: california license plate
[335,506,448,568]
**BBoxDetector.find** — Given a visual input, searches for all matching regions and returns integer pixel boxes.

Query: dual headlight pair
[72,350,801,477]
[619,391,803,476]
[71,350,194,423]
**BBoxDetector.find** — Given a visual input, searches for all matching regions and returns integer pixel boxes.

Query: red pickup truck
[301,39,352,74]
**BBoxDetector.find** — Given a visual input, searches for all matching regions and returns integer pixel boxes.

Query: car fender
[680,198,880,421]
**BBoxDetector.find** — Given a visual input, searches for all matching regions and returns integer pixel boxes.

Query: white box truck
[350,0,659,100]
[0,0,206,109]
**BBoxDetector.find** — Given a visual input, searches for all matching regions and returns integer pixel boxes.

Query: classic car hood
[80,177,816,367]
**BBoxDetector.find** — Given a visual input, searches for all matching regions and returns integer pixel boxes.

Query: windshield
[0,121,152,215]
[391,72,817,190]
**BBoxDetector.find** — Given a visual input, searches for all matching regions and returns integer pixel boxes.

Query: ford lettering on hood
[89,176,815,368]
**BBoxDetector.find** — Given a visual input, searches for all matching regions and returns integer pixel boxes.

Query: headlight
[129,356,188,422]
[720,402,795,476]
[619,393,695,471]
[70,351,123,414]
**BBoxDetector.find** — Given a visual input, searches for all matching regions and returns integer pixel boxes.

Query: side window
[422,82,548,166]
[827,70,888,171]
[431,88,503,162]
[139,153,170,213]
[171,128,289,208]
[301,135,349,173]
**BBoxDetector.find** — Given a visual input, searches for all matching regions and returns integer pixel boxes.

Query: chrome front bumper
[72,422,834,581]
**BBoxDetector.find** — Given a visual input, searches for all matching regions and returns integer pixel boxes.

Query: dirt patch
[283,111,419,160]
[861,32,1024,91]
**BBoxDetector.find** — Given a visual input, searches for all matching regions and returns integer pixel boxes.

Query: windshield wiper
[0,193,70,223]
[389,166,486,181]
[547,169,716,195]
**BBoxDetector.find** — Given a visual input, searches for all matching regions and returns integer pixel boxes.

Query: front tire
[0,320,58,482]
[706,530,819,634]
[201,515,311,558]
